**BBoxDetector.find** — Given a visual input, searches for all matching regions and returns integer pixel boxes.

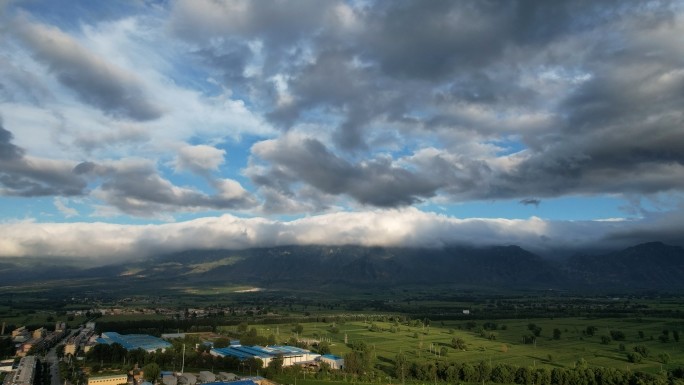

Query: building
[32,328,45,339]
[217,373,237,382]
[87,374,128,385]
[65,327,95,356]
[9,356,36,385]
[11,327,29,344]
[210,345,320,368]
[162,375,177,385]
[97,332,171,352]
[55,322,67,332]
[0,359,14,373]
[160,333,185,340]
[178,373,196,385]
[199,371,216,383]
[319,354,344,370]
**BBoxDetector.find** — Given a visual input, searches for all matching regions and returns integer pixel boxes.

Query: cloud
[248,134,441,208]
[168,0,341,48]
[53,197,78,217]
[0,120,24,160]
[0,207,682,262]
[174,144,226,175]
[13,18,163,121]
[0,119,88,197]
[519,198,541,207]
[0,0,683,225]
[76,159,256,217]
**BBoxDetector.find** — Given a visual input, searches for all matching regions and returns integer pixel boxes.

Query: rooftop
[97,332,171,352]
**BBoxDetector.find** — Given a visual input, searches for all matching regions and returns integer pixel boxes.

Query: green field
[2,282,684,384]
[244,317,684,376]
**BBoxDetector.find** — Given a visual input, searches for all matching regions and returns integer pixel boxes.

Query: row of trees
[393,356,684,385]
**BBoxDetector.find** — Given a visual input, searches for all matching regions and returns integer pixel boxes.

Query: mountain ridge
[1,242,683,293]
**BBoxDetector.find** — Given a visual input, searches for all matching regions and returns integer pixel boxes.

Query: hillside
[1,242,683,293]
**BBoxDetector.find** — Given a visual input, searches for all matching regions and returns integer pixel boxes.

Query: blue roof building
[320,354,345,370]
[210,345,320,368]
[97,332,172,352]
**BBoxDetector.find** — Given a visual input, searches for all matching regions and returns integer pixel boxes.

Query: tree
[461,363,477,383]
[627,352,642,363]
[528,323,542,337]
[658,353,670,364]
[451,337,466,350]
[634,345,649,357]
[601,335,611,344]
[394,352,408,383]
[476,361,492,383]
[344,342,372,377]
[245,357,263,371]
[266,354,284,375]
[318,341,331,355]
[553,328,562,340]
[491,364,514,384]
[585,326,598,336]
[213,337,231,348]
[292,324,304,334]
[56,344,65,359]
[609,330,625,341]
[142,363,160,382]
[575,358,587,369]
[534,367,551,385]
[515,366,533,385]
[445,365,460,383]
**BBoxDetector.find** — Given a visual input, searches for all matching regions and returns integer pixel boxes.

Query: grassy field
[245,317,684,376]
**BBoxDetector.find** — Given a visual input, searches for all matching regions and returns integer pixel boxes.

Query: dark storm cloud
[4,0,678,216]
[195,43,252,88]
[14,20,163,121]
[0,119,87,197]
[170,0,337,45]
[76,160,256,217]
[249,0,684,206]
[249,136,441,207]
[359,1,514,80]
[603,210,684,248]
[520,199,541,207]
[266,49,408,150]
[0,123,24,160]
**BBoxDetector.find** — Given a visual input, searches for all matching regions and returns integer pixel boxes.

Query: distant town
[1,320,343,385]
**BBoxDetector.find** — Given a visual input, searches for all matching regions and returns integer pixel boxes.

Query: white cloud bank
[1,208,681,263]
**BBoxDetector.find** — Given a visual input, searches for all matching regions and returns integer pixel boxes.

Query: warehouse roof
[97,332,171,352]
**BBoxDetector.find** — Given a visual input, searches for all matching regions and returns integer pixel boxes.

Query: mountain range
[1,241,683,294]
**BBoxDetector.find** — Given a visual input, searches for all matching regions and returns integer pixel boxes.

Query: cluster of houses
[8,322,68,357]
[64,322,99,356]
[1,322,345,385]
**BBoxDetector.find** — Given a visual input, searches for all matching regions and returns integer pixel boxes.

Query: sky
[1,0,683,262]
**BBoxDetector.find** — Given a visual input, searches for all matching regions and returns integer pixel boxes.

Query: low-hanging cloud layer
[1,0,683,260]
[2,208,683,262]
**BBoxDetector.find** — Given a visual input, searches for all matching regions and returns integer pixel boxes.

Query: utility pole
[181,344,185,374]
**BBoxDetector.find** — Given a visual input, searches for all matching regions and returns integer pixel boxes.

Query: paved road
[46,329,79,385]
[45,348,62,385]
